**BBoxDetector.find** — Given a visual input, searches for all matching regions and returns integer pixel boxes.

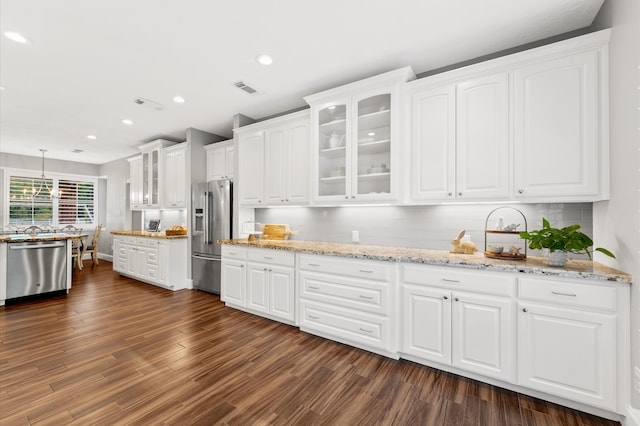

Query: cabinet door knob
[458,192,462,196]
[352,196,356,199]
[454,297,459,302]
[258,200,262,203]
[443,296,448,300]
[448,192,452,196]
[522,307,528,313]
[518,189,524,194]
[345,196,349,199]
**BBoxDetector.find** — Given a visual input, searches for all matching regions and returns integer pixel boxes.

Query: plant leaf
[595,247,616,259]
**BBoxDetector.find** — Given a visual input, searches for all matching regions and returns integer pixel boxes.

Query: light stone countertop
[219,239,632,284]
[0,233,75,243]
[111,230,188,239]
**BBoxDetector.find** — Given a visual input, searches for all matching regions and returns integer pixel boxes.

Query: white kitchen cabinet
[205,140,234,181]
[400,264,515,382]
[113,236,187,290]
[513,50,605,201]
[264,115,310,206]
[221,246,296,324]
[298,253,397,356]
[163,143,188,209]
[236,111,310,208]
[305,67,415,204]
[128,156,144,209]
[128,139,177,210]
[236,131,266,207]
[517,277,617,410]
[409,72,509,202]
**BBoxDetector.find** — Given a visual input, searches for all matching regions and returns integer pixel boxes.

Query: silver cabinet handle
[359,295,374,300]
[551,291,577,297]
[359,269,374,273]
[518,189,524,194]
[240,264,244,268]
[228,251,237,255]
[458,192,462,196]
[308,263,320,267]
[442,278,460,283]
[308,314,320,320]
[454,297,459,302]
[263,256,273,260]
[522,307,528,312]
[359,328,373,333]
[308,286,320,290]
[263,268,268,271]
[443,296,448,300]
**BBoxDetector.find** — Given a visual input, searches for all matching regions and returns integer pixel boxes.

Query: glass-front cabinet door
[316,101,349,200]
[353,93,392,198]
[150,149,160,206]
[142,151,150,205]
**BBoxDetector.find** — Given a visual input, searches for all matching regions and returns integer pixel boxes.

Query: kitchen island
[219,238,631,421]
[0,233,74,306]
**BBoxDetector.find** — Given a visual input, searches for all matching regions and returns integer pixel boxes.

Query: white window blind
[8,176,54,225]
[7,174,96,227]
[58,179,95,224]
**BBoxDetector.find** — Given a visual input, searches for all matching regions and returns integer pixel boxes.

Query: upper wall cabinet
[513,50,606,201]
[235,110,311,208]
[408,73,510,202]
[163,143,188,209]
[128,139,177,210]
[406,29,609,204]
[304,67,415,204]
[205,139,234,181]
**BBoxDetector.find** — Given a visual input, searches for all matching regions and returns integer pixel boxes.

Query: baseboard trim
[625,406,640,426]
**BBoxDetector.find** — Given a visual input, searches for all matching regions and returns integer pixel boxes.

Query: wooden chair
[84,225,102,266]
[61,225,83,270]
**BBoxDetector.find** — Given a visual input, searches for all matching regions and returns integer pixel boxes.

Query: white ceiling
[0,0,604,165]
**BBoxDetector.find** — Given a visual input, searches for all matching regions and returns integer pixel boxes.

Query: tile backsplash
[256,203,593,257]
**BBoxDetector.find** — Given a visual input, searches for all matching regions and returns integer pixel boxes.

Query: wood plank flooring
[0,261,621,425]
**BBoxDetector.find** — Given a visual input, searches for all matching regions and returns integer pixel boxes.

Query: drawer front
[299,271,390,315]
[299,300,390,352]
[401,264,515,297]
[298,254,393,283]
[221,245,247,260]
[247,248,295,267]
[519,277,616,311]
[147,265,159,280]
[124,236,137,244]
[146,249,159,265]
[144,238,159,248]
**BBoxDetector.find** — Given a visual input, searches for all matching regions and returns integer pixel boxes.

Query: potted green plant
[519,218,615,266]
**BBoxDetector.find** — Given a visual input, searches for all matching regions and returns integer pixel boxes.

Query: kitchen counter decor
[484,206,527,260]
[519,218,615,267]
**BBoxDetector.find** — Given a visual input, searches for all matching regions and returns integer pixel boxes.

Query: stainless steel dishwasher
[7,240,67,299]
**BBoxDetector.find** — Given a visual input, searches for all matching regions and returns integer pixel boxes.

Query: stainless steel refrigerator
[191,179,232,294]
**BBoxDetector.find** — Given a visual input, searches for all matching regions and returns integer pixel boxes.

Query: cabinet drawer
[144,238,159,248]
[299,300,390,352]
[299,271,390,315]
[146,249,159,265]
[298,254,393,282]
[124,236,137,244]
[401,264,515,297]
[221,245,247,260]
[519,278,615,311]
[247,248,295,267]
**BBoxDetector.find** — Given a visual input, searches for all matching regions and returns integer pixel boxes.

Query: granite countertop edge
[219,239,632,284]
[110,230,188,239]
[0,233,75,243]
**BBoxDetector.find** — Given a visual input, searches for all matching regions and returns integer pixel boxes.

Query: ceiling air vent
[233,81,259,95]
[72,149,83,153]
[134,97,164,111]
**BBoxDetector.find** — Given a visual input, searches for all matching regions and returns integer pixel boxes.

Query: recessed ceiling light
[4,31,30,44]
[256,54,273,66]
[122,119,133,125]
[87,135,97,140]
[173,96,185,103]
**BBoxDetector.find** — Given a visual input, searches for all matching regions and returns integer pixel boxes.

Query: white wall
[256,202,593,256]
[98,158,132,257]
[592,0,640,412]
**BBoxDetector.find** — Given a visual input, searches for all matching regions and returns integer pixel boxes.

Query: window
[6,172,97,227]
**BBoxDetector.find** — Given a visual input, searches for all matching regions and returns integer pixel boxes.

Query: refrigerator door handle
[203,190,209,245]
[192,254,220,261]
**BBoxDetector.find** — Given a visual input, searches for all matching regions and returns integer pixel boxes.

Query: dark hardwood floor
[0,261,621,425]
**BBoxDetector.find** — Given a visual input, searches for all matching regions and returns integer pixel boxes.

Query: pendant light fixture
[32,149,61,199]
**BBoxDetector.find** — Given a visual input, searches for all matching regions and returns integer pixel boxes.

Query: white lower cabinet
[112,236,187,290]
[400,264,515,382]
[298,254,396,357]
[221,246,296,324]
[517,277,617,411]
